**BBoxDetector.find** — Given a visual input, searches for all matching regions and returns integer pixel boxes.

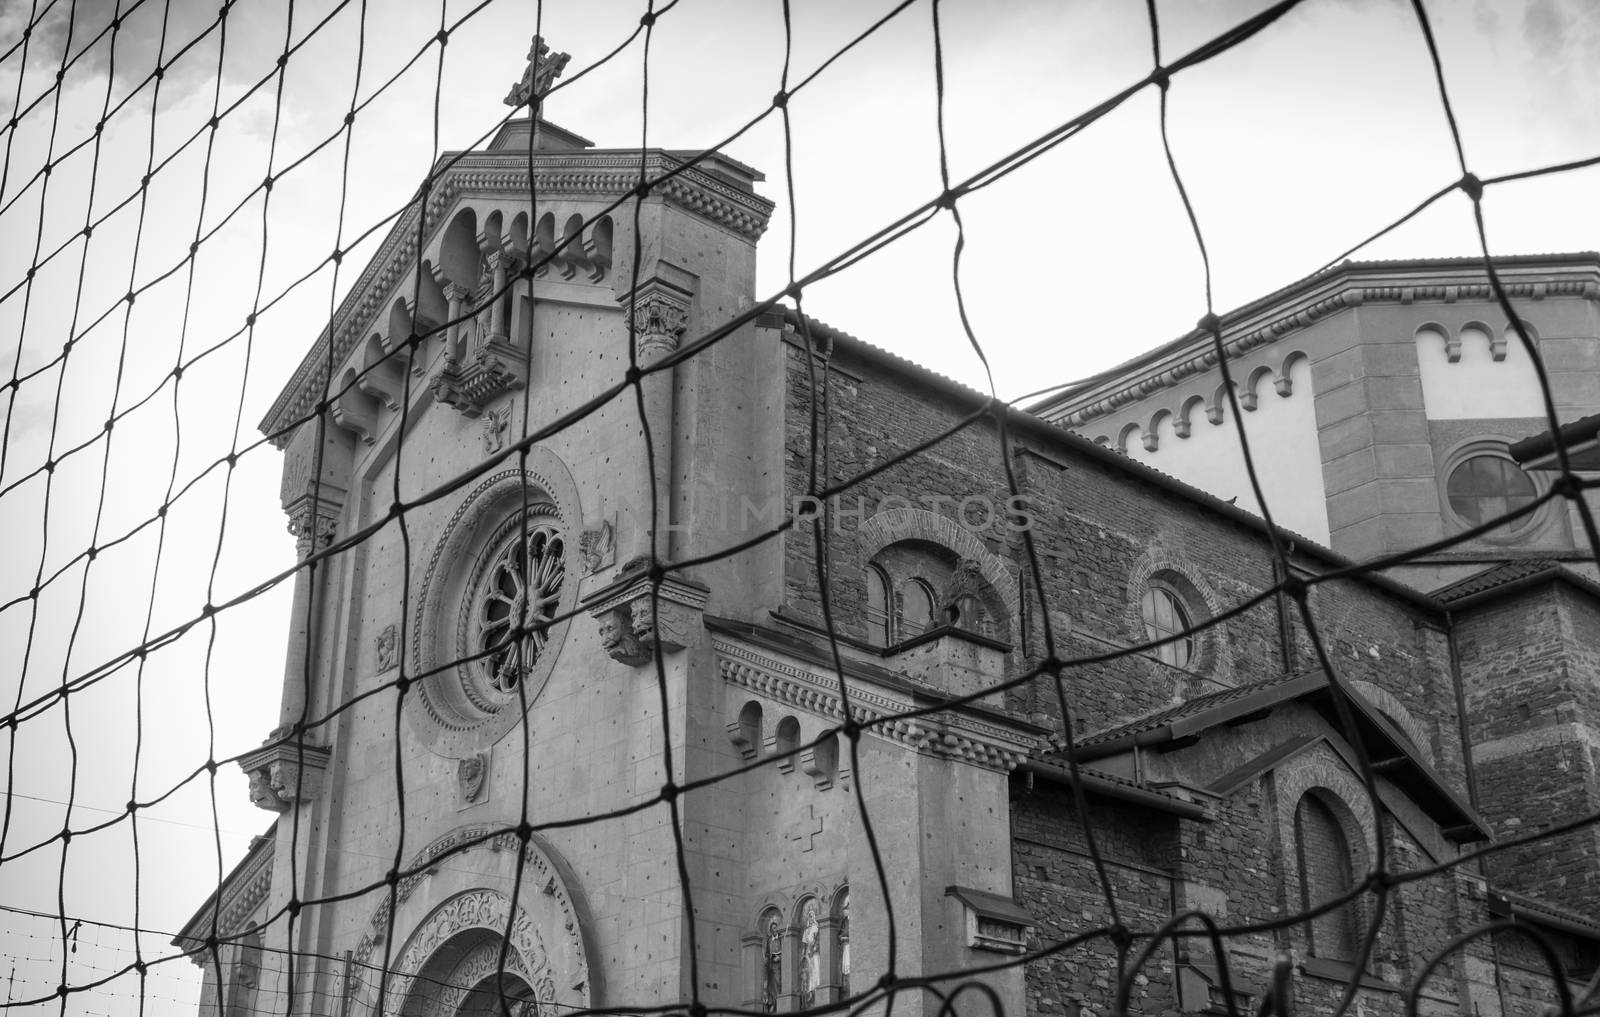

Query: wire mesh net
[3,2,1600,1017]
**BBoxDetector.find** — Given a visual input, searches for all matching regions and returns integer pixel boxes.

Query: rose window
[469,523,565,697]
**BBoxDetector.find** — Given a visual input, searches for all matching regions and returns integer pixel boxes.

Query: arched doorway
[398,927,545,1017]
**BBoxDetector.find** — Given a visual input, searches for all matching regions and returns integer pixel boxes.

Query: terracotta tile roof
[1074,671,1314,751]
[1433,559,1600,606]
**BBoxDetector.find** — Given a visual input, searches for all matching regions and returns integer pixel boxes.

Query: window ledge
[1298,957,1399,993]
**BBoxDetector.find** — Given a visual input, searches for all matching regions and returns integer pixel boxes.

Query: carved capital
[286,504,339,558]
[581,564,708,668]
[239,738,332,813]
[625,288,691,362]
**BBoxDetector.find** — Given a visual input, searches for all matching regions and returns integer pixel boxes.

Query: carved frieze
[431,341,528,419]
[578,519,614,576]
[375,624,398,672]
[582,563,708,667]
[458,751,489,805]
[238,739,332,813]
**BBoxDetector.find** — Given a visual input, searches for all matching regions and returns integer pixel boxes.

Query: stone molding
[1051,273,1600,427]
[211,843,274,939]
[407,459,581,758]
[261,150,773,443]
[714,639,1039,772]
[348,824,592,1013]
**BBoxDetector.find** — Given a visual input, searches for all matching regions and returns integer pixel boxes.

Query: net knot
[1108,923,1133,951]
[1150,66,1170,91]
[841,718,861,741]
[1197,312,1222,334]
[516,821,534,842]
[435,29,449,46]
[344,111,355,126]
[772,90,788,110]
[1281,573,1308,602]
[640,11,657,27]
[385,868,400,886]
[660,781,679,802]
[634,180,652,200]
[60,827,72,843]
[1458,172,1483,202]
[1551,473,1582,501]
[172,365,184,380]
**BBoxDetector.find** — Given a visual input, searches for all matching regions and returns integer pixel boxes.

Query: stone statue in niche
[762,913,782,1014]
[458,752,488,804]
[799,899,821,1007]
[940,559,985,626]
[375,624,397,672]
[838,892,850,996]
[483,404,510,455]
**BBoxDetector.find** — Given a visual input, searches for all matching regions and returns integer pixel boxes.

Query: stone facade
[176,65,1599,1017]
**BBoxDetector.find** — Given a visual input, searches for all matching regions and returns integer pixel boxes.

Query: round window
[1446,454,1536,530]
[408,465,580,758]
[1141,586,1193,669]
[461,520,565,706]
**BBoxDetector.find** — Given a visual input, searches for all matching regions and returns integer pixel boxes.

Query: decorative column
[619,277,692,565]
[437,275,471,362]
[241,423,344,812]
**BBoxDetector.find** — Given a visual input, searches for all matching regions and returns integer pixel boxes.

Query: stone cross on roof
[504,35,572,109]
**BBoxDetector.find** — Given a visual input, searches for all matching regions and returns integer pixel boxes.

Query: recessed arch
[1117,421,1144,454]
[1177,394,1208,438]
[440,206,482,289]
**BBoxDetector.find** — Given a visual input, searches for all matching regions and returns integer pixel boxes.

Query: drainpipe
[1444,609,1480,810]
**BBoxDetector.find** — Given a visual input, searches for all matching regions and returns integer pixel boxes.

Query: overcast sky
[0,0,1596,1014]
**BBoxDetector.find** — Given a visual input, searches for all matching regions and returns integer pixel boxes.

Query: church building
[176,42,1600,1017]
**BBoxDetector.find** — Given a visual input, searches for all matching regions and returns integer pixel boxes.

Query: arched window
[1295,792,1359,962]
[865,565,892,646]
[1446,453,1537,529]
[900,579,937,638]
[1141,586,1193,668]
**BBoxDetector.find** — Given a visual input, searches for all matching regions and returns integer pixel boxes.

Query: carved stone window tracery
[466,521,565,701]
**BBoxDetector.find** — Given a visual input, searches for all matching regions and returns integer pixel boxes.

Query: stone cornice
[1042,256,1600,427]
[258,149,774,445]
[174,833,275,952]
[714,638,1040,773]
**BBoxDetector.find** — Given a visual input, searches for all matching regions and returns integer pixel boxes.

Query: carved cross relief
[786,804,825,853]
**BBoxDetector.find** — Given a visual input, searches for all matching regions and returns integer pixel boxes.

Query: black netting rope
[4,2,1600,1017]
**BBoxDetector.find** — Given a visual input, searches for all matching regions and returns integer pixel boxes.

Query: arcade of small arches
[1094,350,1308,455]
[861,542,1007,649]
[746,885,851,1013]
[328,201,617,446]
[729,700,847,791]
